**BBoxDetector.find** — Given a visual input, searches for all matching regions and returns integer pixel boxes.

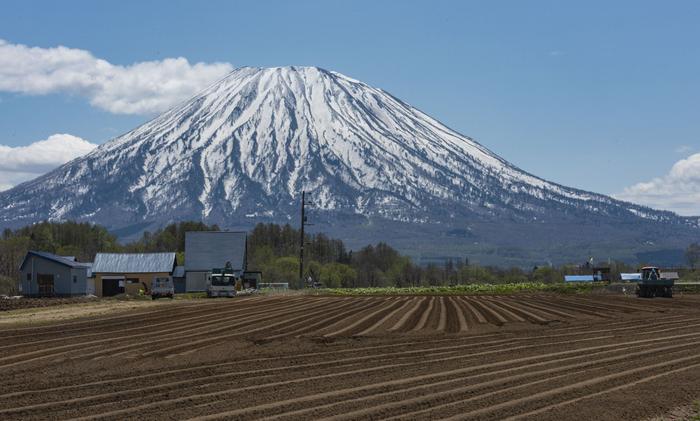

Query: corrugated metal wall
[186,272,208,292]
[20,256,88,296]
[185,232,246,272]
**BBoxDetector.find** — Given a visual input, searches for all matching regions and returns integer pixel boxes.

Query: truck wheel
[151,295,156,300]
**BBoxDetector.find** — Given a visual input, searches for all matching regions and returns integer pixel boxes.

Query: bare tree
[687,243,700,269]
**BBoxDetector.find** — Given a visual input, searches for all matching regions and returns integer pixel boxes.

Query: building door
[37,274,54,297]
[102,278,121,297]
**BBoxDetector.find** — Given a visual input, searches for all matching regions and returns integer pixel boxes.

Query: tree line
[1,220,699,294]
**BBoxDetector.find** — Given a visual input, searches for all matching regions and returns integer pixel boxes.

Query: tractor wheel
[638,285,652,298]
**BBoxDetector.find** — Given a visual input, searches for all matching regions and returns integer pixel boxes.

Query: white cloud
[616,153,700,216]
[0,134,97,190]
[0,39,234,115]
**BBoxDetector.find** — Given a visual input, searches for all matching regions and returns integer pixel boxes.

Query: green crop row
[305,282,603,296]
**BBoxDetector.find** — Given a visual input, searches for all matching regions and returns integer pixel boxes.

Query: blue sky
[0,0,699,214]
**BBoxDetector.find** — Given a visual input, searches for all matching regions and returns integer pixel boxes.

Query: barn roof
[185,231,247,272]
[19,251,90,271]
[92,253,176,274]
[661,271,680,280]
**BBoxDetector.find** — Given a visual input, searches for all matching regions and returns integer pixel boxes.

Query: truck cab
[206,267,238,298]
[151,276,174,300]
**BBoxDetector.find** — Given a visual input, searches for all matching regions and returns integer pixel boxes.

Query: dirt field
[0,296,99,312]
[1,293,700,420]
[0,298,175,327]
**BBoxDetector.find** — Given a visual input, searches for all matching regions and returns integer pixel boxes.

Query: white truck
[151,276,174,300]
[206,266,238,298]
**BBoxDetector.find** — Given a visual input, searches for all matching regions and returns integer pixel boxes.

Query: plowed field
[1,293,700,420]
[0,296,99,312]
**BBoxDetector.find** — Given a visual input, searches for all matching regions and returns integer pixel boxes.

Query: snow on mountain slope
[0,66,695,232]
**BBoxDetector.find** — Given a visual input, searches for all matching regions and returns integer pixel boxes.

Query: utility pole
[299,191,313,288]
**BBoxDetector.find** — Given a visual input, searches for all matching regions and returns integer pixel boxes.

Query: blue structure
[173,265,186,293]
[19,251,90,297]
[620,273,642,281]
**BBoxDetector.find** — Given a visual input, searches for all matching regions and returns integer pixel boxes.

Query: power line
[299,190,314,288]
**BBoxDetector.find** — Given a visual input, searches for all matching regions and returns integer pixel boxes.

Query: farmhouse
[185,231,247,291]
[92,252,177,297]
[19,251,91,297]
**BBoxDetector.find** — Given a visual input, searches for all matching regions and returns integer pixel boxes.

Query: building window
[126,279,140,284]
[26,273,31,281]
[73,275,77,283]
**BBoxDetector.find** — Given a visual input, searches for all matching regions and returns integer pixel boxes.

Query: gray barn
[184,231,247,291]
[19,251,90,297]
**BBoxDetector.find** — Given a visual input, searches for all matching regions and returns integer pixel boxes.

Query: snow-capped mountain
[0,66,696,263]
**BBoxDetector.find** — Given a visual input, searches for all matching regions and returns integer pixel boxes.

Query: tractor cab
[637,266,673,298]
[641,266,661,281]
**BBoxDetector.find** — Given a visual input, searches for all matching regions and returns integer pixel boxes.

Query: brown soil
[1,293,700,420]
[0,299,177,327]
[0,296,100,312]
[647,401,700,421]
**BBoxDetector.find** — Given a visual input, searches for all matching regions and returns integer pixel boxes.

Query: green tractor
[636,266,674,298]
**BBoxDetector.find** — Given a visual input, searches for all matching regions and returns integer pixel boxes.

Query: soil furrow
[2,294,700,421]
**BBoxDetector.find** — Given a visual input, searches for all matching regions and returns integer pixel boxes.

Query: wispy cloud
[0,39,234,115]
[0,134,97,190]
[675,145,694,154]
[615,153,700,216]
